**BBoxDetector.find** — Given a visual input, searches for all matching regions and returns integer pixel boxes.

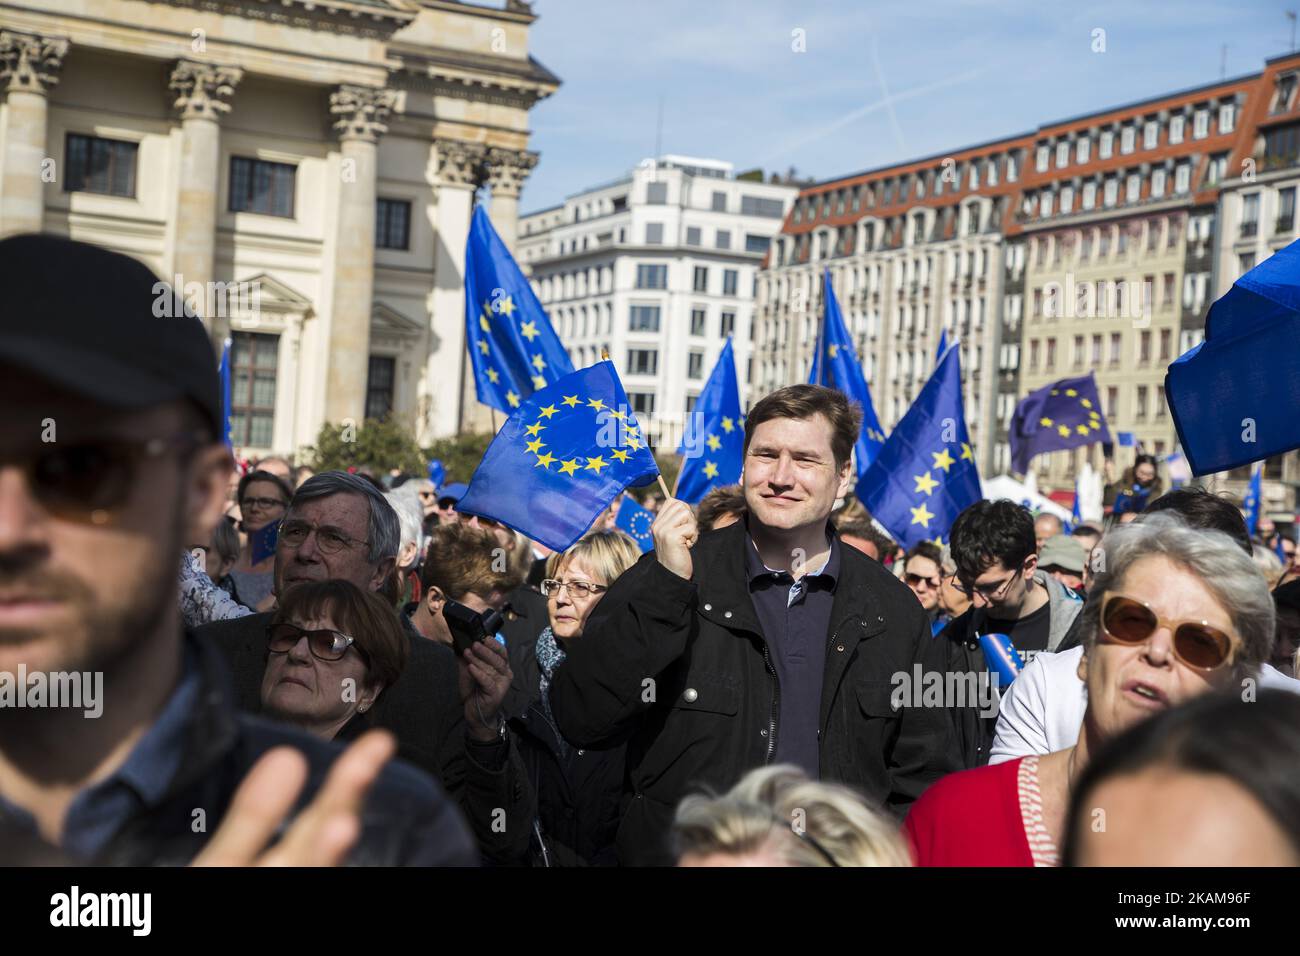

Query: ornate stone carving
[331,85,398,143]
[0,31,69,95]
[485,147,538,198]
[434,139,489,187]
[170,60,243,121]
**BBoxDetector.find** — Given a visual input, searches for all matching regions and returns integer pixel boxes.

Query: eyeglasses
[418,491,436,501]
[541,579,608,598]
[952,569,1020,601]
[278,519,369,555]
[1100,594,1235,672]
[241,496,287,511]
[905,572,941,590]
[267,621,369,664]
[1,434,205,525]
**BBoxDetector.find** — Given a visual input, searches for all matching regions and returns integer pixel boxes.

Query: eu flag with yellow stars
[808,269,887,477]
[675,338,743,505]
[1008,373,1112,475]
[465,204,574,414]
[457,360,660,552]
[615,496,656,553]
[857,342,981,549]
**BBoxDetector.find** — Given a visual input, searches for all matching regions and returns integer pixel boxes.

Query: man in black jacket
[0,234,473,865]
[549,384,960,865]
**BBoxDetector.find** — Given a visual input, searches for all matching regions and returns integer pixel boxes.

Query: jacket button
[877,615,885,623]
[703,603,713,611]
[578,749,585,756]
[683,688,698,703]
[760,729,768,737]
[724,610,733,619]
[836,644,845,652]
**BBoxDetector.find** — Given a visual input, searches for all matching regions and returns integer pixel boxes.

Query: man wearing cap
[435,483,469,525]
[0,234,474,864]
[1038,534,1086,593]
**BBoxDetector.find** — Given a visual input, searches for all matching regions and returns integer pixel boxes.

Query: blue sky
[520,0,1298,212]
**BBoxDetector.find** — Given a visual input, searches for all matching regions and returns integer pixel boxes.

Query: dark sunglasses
[267,621,369,664]
[2,434,205,525]
[905,572,941,590]
[1100,594,1234,672]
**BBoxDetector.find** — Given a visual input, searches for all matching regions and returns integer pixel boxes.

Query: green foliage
[302,417,427,475]
[421,431,494,484]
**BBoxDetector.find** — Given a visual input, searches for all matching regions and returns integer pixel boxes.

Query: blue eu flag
[427,459,446,490]
[1167,238,1300,475]
[219,337,233,449]
[615,496,656,553]
[465,204,574,413]
[857,343,981,549]
[675,338,743,505]
[808,269,887,477]
[1244,462,1262,535]
[935,328,948,369]
[980,633,1022,687]
[458,361,660,552]
[1008,373,1112,475]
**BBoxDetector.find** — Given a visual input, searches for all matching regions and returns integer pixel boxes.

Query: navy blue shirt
[745,530,840,779]
[0,648,198,861]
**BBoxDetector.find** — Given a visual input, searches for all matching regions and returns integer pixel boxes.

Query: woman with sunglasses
[229,469,293,612]
[260,579,409,742]
[903,513,1276,866]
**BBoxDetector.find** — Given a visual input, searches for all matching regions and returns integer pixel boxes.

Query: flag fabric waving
[675,338,744,504]
[457,361,659,552]
[219,337,233,449]
[1008,373,1112,475]
[857,342,981,549]
[465,204,574,413]
[615,496,656,553]
[1166,238,1300,475]
[808,269,887,477]
[1243,462,1262,535]
[935,328,948,368]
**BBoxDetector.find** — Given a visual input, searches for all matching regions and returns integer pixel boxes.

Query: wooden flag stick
[656,474,672,501]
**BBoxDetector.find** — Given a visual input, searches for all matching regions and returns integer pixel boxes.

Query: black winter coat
[548,520,961,865]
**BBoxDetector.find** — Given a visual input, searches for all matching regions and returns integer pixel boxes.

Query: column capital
[0,30,69,95]
[485,147,538,198]
[169,60,242,121]
[434,139,489,187]
[331,84,397,143]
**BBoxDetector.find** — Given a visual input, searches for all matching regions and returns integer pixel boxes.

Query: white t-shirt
[989,646,1300,764]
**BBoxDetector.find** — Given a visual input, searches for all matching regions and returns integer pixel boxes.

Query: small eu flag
[857,343,981,549]
[1243,462,1262,535]
[465,204,574,414]
[1008,373,1112,475]
[615,496,656,553]
[458,361,660,552]
[219,337,233,449]
[808,269,887,477]
[980,633,1022,687]
[676,338,744,505]
[427,459,446,490]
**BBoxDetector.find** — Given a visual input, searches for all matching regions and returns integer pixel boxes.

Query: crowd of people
[2,233,1299,868]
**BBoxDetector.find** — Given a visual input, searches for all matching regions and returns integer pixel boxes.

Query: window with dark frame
[229,156,296,218]
[229,332,279,448]
[64,133,138,197]
[365,355,396,421]
[376,198,411,250]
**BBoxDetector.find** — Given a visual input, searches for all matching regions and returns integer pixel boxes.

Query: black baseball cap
[0,233,221,435]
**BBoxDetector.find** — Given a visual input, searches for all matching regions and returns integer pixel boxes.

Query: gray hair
[1081,512,1275,678]
[938,544,957,575]
[384,484,425,569]
[290,471,400,566]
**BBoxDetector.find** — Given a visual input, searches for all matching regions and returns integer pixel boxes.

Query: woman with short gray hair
[905,513,1274,866]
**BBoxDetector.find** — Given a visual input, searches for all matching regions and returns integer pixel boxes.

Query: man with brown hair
[834,516,896,562]
[696,484,746,531]
[550,383,959,865]
[407,522,523,646]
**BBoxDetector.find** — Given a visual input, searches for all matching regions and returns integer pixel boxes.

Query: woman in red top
[904,514,1275,866]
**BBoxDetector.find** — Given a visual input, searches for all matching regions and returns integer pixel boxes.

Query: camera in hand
[442,599,505,657]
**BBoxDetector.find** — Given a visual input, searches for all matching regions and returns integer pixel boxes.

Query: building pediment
[371,301,424,346]
[241,273,314,315]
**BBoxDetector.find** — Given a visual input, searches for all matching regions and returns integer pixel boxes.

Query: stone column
[169,60,241,345]
[427,139,485,438]
[323,84,396,425]
[485,147,537,254]
[0,31,68,236]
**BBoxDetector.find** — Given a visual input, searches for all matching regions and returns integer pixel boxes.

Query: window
[720,311,736,337]
[690,307,706,335]
[376,199,410,250]
[1109,332,1122,365]
[1103,178,1118,207]
[1170,115,1186,144]
[1073,334,1084,368]
[1099,129,1114,158]
[64,133,137,197]
[1045,338,1057,368]
[687,351,704,379]
[1091,334,1102,365]
[1143,120,1159,149]
[1135,385,1149,419]
[1036,145,1049,172]
[715,230,732,250]
[645,222,664,244]
[1082,181,1097,209]
[1029,339,1040,369]
[693,266,709,293]
[1061,186,1074,214]
[741,195,785,218]
[1275,74,1297,114]
[711,191,727,212]
[636,264,667,289]
[365,356,395,420]
[1162,272,1175,307]
[229,332,279,447]
[229,156,296,217]
[1099,228,1111,258]
[1040,192,1054,217]
[1151,167,1167,198]
[1139,330,1151,364]
[1126,173,1141,203]
[745,234,769,254]
[723,269,738,296]
[628,305,661,331]
[1239,252,1256,276]
[1106,386,1119,417]
[1279,187,1296,232]
[1056,141,1070,168]
[1076,137,1091,163]
[1120,125,1135,154]
[646,181,668,204]
[1242,194,1259,237]
[626,349,658,375]
[1007,153,1019,182]
[1219,102,1236,134]
[629,391,655,415]
[686,226,702,246]
[1174,162,1190,194]
[1159,328,1172,361]
[1205,152,1228,186]
[1263,121,1300,170]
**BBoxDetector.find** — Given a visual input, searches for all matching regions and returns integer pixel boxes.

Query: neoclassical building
[0,0,557,456]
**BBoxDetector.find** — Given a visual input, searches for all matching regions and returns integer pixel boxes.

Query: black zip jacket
[548,520,961,865]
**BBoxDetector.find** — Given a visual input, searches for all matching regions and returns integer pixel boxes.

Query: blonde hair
[673,765,912,867]
[1252,543,1285,589]
[545,529,641,586]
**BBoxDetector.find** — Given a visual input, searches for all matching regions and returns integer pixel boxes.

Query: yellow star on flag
[558,458,580,476]
[1080,398,1092,409]
[910,503,935,528]
[704,461,719,479]
[1057,424,1070,437]
[506,391,521,408]
[532,354,547,371]
[1050,389,1060,396]
[587,397,607,412]
[524,422,545,437]
[562,395,580,408]
[477,340,490,355]
[479,314,491,333]
[534,451,556,469]
[610,449,630,463]
[626,437,641,450]
[525,438,545,454]
[584,456,607,474]
[496,295,516,318]
[1076,424,1090,436]
[520,320,539,341]
[914,472,939,496]
[932,449,956,472]
[538,405,558,420]
[706,434,722,452]
[1039,417,1054,428]
[1065,388,1077,397]
[960,442,974,462]
[485,368,500,384]
[609,409,626,421]
[720,417,735,433]
[625,426,640,440]
[828,344,839,358]
[532,375,547,389]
